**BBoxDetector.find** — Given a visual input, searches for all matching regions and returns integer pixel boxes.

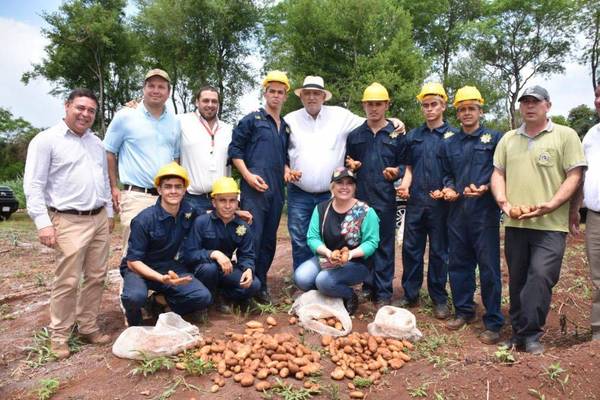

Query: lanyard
[196,111,219,154]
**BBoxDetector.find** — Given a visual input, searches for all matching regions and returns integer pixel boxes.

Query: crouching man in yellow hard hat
[183,177,260,313]
[120,162,212,326]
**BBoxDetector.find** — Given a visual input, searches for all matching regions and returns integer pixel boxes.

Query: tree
[22,0,143,134]
[262,0,427,128]
[567,104,599,139]
[470,0,578,128]
[400,0,484,84]
[135,0,259,121]
[579,0,600,90]
[0,108,39,180]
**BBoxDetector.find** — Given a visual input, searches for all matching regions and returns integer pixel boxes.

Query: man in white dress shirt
[285,76,404,278]
[179,86,233,214]
[24,88,113,359]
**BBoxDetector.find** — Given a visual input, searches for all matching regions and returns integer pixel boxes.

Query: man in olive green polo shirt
[491,85,586,355]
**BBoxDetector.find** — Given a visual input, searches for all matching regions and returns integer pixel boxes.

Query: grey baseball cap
[518,85,550,102]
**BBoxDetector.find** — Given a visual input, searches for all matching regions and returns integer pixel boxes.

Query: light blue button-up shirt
[104,103,180,188]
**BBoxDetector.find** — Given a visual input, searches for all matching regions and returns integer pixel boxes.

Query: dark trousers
[505,227,566,341]
[363,204,396,301]
[192,262,261,301]
[448,215,504,332]
[184,192,212,215]
[287,184,331,270]
[120,266,212,326]
[241,181,284,292]
[401,204,448,305]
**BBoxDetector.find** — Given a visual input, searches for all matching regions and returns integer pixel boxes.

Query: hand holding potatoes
[508,204,539,219]
[463,183,488,197]
[345,156,362,171]
[396,185,410,199]
[382,167,400,181]
[162,270,193,286]
[429,189,444,200]
[442,187,459,201]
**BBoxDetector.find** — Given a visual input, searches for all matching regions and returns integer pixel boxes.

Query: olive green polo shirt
[493,121,586,232]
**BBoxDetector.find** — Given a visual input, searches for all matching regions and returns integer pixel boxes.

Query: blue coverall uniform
[228,108,289,293]
[440,126,504,332]
[120,198,212,326]
[402,121,456,305]
[183,213,261,301]
[345,121,405,302]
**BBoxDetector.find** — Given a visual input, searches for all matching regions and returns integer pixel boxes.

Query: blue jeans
[185,192,212,215]
[120,266,212,326]
[294,256,369,300]
[192,262,261,301]
[287,184,331,270]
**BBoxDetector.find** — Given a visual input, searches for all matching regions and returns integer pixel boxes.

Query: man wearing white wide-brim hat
[284,76,405,275]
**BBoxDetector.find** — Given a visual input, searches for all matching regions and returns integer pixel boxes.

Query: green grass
[25,328,83,368]
[494,345,516,364]
[35,378,59,400]
[130,353,175,377]
[263,378,319,400]
[176,350,214,375]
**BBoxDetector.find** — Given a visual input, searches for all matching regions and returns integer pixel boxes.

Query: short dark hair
[67,88,99,107]
[195,85,220,101]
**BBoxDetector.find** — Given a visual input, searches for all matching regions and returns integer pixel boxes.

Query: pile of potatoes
[316,316,344,331]
[323,332,413,384]
[509,204,538,218]
[187,320,323,393]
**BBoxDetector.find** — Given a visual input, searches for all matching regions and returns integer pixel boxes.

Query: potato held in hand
[340,247,350,264]
[430,189,444,200]
[509,206,522,218]
[345,156,362,171]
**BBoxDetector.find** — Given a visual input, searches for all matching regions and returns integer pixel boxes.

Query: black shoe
[479,330,501,345]
[186,309,208,324]
[433,303,451,320]
[374,298,392,308]
[143,292,166,320]
[525,339,544,355]
[254,289,272,304]
[500,336,525,350]
[343,291,359,315]
[446,314,477,330]
[213,293,232,314]
[393,296,419,308]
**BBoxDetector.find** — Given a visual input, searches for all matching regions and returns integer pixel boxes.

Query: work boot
[433,303,451,320]
[393,296,419,308]
[343,291,359,316]
[213,292,232,314]
[79,330,111,345]
[525,339,544,355]
[499,336,525,350]
[50,339,70,360]
[254,289,272,305]
[186,309,209,324]
[479,330,501,345]
[446,314,477,330]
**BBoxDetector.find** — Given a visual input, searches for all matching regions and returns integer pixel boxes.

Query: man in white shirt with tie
[24,88,113,359]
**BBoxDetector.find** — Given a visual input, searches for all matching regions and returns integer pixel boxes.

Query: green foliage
[352,376,373,388]
[25,328,83,368]
[130,353,175,376]
[543,362,566,381]
[176,350,214,375]
[568,104,599,139]
[35,378,60,400]
[578,0,600,90]
[262,0,427,129]
[263,378,319,400]
[407,381,431,397]
[494,345,516,363]
[0,108,39,181]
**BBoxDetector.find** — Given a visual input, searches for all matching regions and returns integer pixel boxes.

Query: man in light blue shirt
[104,68,181,253]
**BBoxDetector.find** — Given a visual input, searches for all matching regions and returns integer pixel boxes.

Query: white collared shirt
[179,112,232,194]
[24,120,113,229]
[285,105,364,193]
[583,122,600,212]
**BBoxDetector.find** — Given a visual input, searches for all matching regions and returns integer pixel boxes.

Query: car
[0,186,19,220]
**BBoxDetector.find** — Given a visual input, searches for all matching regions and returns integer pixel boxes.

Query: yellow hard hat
[453,86,484,107]
[211,177,240,197]
[362,82,390,102]
[262,70,290,92]
[416,82,448,102]
[154,162,190,188]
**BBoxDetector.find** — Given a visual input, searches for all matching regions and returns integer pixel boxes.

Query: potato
[240,373,255,387]
[430,189,443,199]
[344,368,355,379]
[223,370,233,378]
[322,335,333,346]
[398,351,411,362]
[520,205,531,214]
[389,358,404,369]
[330,367,345,380]
[295,371,305,380]
[246,320,264,329]
[334,322,343,330]
[401,339,414,350]
[350,391,365,399]
[463,186,473,194]
[469,183,478,191]
[210,384,219,393]
[509,206,522,218]
[175,362,186,370]
[279,367,290,378]
[255,381,271,391]
[266,316,277,326]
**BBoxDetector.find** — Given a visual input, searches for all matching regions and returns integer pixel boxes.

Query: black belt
[124,184,158,196]
[186,192,211,199]
[49,206,104,216]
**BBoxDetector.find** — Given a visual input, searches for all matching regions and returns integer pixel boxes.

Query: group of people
[23,65,598,360]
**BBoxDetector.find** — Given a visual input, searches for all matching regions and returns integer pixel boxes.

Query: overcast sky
[0,2,595,129]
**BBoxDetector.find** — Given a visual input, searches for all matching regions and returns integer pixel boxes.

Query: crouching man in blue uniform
[439,86,504,344]
[345,83,405,307]
[120,162,212,326]
[184,177,260,313]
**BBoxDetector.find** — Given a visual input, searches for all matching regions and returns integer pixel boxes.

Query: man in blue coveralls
[394,82,455,319]
[345,83,405,307]
[184,177,260,313]
[228,70,291,304]
[439,86,504,344]
[120,162,212,326]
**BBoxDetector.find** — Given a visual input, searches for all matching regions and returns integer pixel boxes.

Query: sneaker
[433,303,451,320]
[525,340,544,355]
[254,289,272,304]
[79,330,111,345]
[446,314,477,330]
[393,296,419,308]
[479,330,501,345]
[50,339,71,360]
[343,291,359,316]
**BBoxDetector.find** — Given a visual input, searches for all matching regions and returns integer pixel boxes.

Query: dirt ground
[0,211,599,400]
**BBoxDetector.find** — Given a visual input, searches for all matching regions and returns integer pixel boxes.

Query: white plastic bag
[367,306,422,341]
[289,290,352,337]
[112,312,201,360]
